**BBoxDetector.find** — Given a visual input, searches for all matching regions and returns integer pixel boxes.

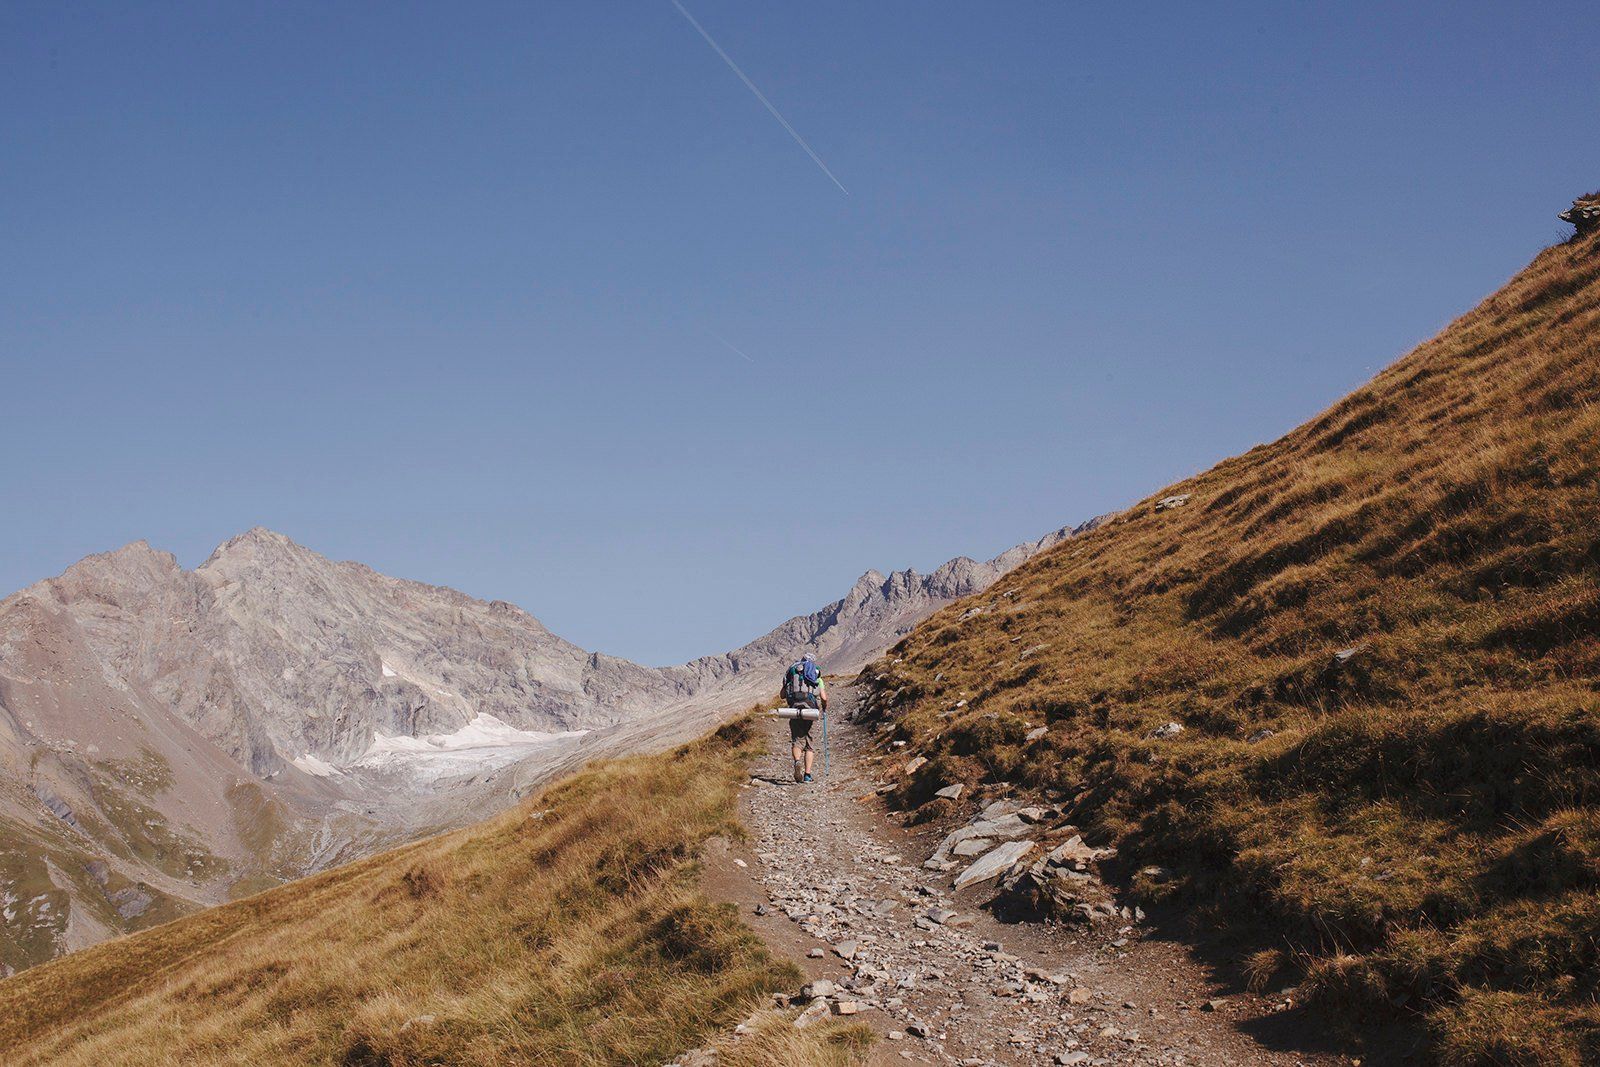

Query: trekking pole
[822,706,829,780]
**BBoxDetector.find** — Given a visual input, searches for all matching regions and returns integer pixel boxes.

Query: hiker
[781,653,828,783]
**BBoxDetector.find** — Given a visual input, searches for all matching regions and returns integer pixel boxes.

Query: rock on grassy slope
[0,717,870,1066]
[858,217,1600,1063]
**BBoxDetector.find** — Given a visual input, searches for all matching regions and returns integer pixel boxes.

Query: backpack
[783,659,820,702]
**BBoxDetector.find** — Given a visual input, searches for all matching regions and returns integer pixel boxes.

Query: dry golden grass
[0,718,868,1066]
[860,228,1600,1064]
[698,1009,872,1067]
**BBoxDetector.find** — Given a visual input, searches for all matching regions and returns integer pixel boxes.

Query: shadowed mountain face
[0,519,1088,970]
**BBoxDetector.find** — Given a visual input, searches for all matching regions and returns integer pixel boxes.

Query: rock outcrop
[1560,193,1600,237]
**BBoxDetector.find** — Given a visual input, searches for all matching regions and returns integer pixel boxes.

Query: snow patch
[293,754,341,778]
[352,714,587,786]
[375,658,474,717]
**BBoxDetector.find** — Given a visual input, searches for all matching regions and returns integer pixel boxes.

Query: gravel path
[710,685,1361,1067]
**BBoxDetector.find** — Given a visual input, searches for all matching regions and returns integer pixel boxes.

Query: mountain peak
[851,569,888,591]
[230,526,295,548]
[200,527,309,569]
[59,538,182,581]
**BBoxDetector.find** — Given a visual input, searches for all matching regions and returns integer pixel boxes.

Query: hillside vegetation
[863,224,1600,1064]
[0,719,867,1066]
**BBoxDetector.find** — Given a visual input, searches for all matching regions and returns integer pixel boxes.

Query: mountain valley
[0,518,1094,971]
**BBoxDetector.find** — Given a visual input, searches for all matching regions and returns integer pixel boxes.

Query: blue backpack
[784,658,820,700]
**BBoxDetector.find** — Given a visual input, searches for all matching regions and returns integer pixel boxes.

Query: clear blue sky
[3,2,1596,665]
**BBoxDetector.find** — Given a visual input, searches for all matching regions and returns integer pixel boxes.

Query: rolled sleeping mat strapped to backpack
[771,707,823,720]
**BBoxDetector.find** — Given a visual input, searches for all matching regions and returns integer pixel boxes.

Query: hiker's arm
[819,679,829,710]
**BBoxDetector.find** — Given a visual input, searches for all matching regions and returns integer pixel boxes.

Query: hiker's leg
[789,718,802,780]
[803,746,814,776]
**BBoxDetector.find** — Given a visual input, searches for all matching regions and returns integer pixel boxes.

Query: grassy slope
[0,719,868,1067]
[861,227,1600,1065]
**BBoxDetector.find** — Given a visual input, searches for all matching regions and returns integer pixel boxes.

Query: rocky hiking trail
[699,685,1369,1067]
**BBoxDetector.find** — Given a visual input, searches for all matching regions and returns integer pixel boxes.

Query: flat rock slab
[954,839,1035,890]
[983,812,1031,837]
[930,812,1034,862]
[979,799,1016,820]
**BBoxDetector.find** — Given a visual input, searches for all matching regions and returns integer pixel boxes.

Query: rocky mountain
[0,517,1092,971]
[664,518,1101,709]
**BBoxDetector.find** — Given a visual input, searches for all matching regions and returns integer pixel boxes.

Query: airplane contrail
[669,0,850,196]
[712,333,757,363]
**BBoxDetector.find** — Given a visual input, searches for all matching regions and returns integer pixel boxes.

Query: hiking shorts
[789,716,814,749]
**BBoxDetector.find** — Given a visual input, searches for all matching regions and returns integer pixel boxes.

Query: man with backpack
[781,653,828,783]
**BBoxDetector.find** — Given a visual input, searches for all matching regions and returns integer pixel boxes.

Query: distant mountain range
[0,516,1097,970]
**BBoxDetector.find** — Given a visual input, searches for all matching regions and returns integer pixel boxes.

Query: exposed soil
[701,686,1397,1066]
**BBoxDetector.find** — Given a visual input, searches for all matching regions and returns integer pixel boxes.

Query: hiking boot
[803,773,815,783]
